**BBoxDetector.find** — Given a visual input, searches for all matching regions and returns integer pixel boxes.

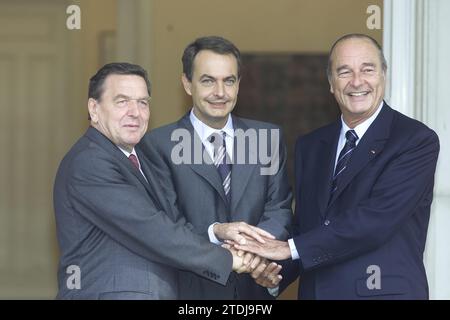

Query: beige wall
[72,0,117,134]
[79,0,117,90]
[0,0,117,298]
[148,0,383,128]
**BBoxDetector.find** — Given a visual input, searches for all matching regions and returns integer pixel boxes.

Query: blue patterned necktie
[209,131,231,203]
[330,129,358,197]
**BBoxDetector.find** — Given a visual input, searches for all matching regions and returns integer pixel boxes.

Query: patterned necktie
[128,154,140,171]
[209,131,232,203]
[330,129,358,196]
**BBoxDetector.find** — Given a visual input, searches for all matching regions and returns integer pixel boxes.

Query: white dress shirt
[189,109,234,244]
[189,109,234,161]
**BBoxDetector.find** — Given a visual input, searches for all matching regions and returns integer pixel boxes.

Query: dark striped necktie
[330,129,358,197]
[209,131,231,203]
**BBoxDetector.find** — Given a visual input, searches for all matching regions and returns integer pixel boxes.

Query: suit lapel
[178,114,229,207]
[85,126,154,197]
[230,116,257,212]
[327,103,394,207]
[316,122,341,217]
[127,158,153,194]
[135,149,166,209]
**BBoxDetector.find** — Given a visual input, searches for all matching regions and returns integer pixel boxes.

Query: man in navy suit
[232,34,440,299]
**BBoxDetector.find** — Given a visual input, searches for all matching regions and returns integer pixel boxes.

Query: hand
[232,251,269,273]
[251,261,282,288]
[223,245,265,274]
[229,237,291,261]
[213,222,275,245]
[234,251,264,274]
[222,244,248,273]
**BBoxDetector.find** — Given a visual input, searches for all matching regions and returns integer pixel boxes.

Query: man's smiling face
[329,37,386,128]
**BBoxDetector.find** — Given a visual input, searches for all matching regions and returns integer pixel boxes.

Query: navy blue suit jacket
[284,103,439,299]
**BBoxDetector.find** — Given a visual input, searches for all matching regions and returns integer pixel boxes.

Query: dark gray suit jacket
[54,127,232,299]
[139,114,293,299]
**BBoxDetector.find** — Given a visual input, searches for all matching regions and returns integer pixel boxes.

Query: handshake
[213,222,291,289]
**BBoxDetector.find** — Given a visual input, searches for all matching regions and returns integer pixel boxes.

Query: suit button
[324,219,330,226]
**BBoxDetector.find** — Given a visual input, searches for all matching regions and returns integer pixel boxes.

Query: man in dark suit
[53,62,263,299]
[232,34,440,299]
[139,36,293,299]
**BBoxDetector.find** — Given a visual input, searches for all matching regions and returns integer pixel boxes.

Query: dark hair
[88,62,151,101]
[326,33,387,81]
[182,36,241,81]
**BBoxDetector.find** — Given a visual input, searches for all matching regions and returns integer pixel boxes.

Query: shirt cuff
[267,286,279,297]
[288,238,300,260]
[208,222,223,244]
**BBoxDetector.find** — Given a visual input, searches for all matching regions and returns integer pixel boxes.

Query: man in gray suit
[53,62,271,299]
[139,36,293,299]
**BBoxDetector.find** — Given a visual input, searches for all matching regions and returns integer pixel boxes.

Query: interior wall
[81,0,116,81]
[0,0,117,298]
[76,0,117,132]
[148,0,383,128]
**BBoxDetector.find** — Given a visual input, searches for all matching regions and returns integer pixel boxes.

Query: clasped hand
[213,221,283,288]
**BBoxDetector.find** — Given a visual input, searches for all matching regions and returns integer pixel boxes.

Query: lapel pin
[370,150,376,154]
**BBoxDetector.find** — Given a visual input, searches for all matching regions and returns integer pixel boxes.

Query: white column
[420,0,450,300]
[383,0,416,117]
[384,0,450,300]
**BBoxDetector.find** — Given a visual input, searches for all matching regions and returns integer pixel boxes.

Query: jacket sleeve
[67,148,232,285]
[138,133,206,235]
[293,128,440,271]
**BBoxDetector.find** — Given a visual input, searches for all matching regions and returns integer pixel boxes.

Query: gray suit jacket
[54,126,232,299]
[139,114,293,299]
